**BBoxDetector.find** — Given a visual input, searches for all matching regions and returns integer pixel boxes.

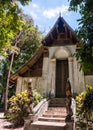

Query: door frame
[55,59,69,98]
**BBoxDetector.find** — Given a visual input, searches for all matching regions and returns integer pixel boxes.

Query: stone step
[48,107,67,111]
[31,121,66,130]
[49,98,66,107]
[49,98,66,103]
[45,110,67,113]
[25,98,74,130]
[43,106,67,118]
[38,116,65,122]
[44,111,67,115]
[49,104,66,107]
[43,113,67,118]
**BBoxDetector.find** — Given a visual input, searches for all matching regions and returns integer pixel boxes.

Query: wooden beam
[56,25,59,34]
[70,31,72,39]
[64,24,67,39]
[50,33,54,40]
[26,65,32,70]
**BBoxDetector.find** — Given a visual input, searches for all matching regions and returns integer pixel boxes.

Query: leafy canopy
[76,85,93,122]
[0,0,31,56]
[0,13,42,105]
[12,14,42,72]
[69,0,93,72]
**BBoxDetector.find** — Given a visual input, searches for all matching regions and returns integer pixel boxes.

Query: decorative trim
[54,47,72,60]
[68,57,73,62]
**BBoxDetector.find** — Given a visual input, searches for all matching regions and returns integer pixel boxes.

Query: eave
[10,46,44,82]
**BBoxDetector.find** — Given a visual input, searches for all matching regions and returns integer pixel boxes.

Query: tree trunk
[4,31,22,113]
[5,52,15,112]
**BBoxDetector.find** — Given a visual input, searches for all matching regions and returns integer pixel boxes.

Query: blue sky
[20,0,81,35]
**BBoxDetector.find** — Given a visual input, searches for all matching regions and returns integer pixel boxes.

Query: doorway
[56,59,69,98]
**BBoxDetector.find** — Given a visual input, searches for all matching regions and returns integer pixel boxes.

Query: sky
[20,0,81,35]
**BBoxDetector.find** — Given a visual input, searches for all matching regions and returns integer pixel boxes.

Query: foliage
[76,85,93,121]
[0,12,42,108]
[76,91,86,117]
[0,58,14,108]
[74,43,93,72]
[0,59,8,104]
[0,0,40,112]
[12,14,42,72]
[0,0,31,56]
[69,0,93,72]
[81,85,93,120]
[0,3,24,56]
[6,91,29,126]
[0,0,31,6]
[33,89,43,106]
[6,89,43,126]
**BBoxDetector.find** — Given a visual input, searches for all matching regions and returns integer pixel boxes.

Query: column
[68,57,74,96]
[42,57,49,96]
[51,59,56,97]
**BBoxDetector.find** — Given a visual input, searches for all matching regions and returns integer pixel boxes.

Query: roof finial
[59,12,61,17]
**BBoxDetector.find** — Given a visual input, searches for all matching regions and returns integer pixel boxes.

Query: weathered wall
[85,75,93,86]
[16,77,31,94]
[16,76,45,95]
[73,58,85,95]
[16,45,86,96]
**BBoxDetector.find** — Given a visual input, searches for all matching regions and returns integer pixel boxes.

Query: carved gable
[42,16,78,46]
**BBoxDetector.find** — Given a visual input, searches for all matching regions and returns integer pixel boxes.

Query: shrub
[81,85,93,121]
[6,91,30,126]
[76,85,93,122]
[76,91,86,115]
[33,89,43,106]
[6,89,43,126]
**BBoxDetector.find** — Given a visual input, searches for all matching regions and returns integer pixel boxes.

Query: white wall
[16,45,86,96]
[73,58,85,95]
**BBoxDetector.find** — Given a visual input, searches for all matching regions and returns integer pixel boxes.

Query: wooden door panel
[56,60,68,98]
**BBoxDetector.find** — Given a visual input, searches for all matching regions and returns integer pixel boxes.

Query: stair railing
[24,98,49,130]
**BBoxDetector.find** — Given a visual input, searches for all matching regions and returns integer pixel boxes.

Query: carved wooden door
[56,60,68,98]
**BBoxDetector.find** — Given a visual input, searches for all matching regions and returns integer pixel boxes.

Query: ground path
[0,113,23,130]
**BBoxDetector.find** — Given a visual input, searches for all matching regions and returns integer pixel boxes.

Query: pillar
[51,59,56,97]
[68,57,74,96]
[42,57,49,96]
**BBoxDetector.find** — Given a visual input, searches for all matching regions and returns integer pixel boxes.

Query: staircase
[30,98,69,130]
[49,98,66,107]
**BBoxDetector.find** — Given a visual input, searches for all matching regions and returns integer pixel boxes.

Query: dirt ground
[0,113,23,130]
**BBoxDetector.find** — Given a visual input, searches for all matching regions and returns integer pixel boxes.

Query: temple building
[10,16,93,97]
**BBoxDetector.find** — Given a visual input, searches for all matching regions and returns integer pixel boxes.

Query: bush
[6,89,43,126]
[81,85,93,120]
[76,85,93,129]
[6,91,30,126]
[76,91,86,115]
[33,89,43,106]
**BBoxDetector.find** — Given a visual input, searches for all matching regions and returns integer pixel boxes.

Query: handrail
[71,98,76,121]
[33,98,49,114]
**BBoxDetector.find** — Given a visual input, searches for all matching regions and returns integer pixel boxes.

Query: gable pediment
[42,16,78,46]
